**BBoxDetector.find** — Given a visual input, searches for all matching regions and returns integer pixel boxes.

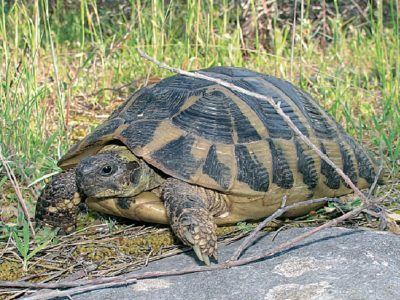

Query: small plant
[236,221,254,233]
[106,218,116,234]
[8,217,57,271]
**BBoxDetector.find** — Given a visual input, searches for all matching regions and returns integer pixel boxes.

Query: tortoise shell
[59,67,377,196]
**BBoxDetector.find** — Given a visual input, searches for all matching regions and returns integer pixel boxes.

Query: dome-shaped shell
[59,67,377,196]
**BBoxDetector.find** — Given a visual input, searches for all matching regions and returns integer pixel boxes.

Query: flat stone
[73,227,400,300]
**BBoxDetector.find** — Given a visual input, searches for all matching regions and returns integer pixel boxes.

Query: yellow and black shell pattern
[59,67,378,197]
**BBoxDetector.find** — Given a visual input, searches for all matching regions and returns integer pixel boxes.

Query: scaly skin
[161,178,229,264]
[35,169,83,234]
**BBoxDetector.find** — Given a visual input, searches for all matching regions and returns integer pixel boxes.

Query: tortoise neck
[145,163,166,191]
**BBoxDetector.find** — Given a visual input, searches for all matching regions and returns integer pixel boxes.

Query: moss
[117,230,176,256]
[216,225,237,236]
[75,210,104,231]
[70,229,177,262]
[74,245,117,261]
[0,261,25,281]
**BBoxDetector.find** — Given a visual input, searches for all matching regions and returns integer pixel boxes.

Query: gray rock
[73,227,400,300]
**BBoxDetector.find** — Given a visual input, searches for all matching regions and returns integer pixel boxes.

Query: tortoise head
[75,147,162,198]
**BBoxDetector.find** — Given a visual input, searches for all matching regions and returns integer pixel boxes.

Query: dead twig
[230,197,337,260]
[0,150,36,236]
[232,205,365,266]
[22,279,137,300]
[271,224,289,242]
[367,164,384,199]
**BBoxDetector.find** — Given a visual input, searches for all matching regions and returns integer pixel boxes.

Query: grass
[0,0,399,284]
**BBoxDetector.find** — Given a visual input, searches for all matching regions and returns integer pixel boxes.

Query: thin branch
[230,205,365,266]
[230,197,337,260]
[22,279,137,300]
[350,0,369,21]
[136,48,371,206]
[367,164,383,199]
[0,151,35,236]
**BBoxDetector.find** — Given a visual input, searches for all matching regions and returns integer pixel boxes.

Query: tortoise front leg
[35,169,84,234]
[161,178,228,265]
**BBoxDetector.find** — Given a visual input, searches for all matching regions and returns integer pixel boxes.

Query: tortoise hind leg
[161,178,228,265]
[35,169,84,234]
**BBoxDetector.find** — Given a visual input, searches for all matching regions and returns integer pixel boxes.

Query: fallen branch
[230,197,338,260]
[21,279,137,300]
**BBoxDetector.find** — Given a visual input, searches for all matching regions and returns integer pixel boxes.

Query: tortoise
[35,66,380,265]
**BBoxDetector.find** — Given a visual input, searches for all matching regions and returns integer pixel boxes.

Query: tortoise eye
[100,165,115,176]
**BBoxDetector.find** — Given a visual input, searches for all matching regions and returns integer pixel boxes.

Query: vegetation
[0,0,399,289]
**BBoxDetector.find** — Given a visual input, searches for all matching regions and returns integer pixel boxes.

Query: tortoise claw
[191,239,213,266]
[184,230,196,245]
[175,211,218,265]
[202,253,210,266]
[193,245,204,262]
